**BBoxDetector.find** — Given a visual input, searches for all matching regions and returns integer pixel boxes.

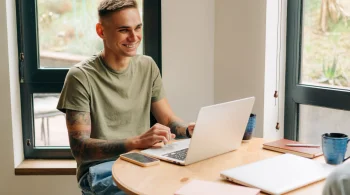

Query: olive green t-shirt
[57,54,165,180]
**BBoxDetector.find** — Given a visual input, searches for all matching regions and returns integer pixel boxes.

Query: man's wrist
[125,137,139,151]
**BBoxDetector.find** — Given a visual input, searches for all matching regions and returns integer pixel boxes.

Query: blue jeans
[78,161,126,195]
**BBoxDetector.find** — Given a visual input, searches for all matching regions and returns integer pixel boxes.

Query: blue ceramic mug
[322,133,350,165]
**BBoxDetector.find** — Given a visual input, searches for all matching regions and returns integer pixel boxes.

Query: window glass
[37,0,144,68]
[300,0,350,90]
[33,93,67,147]
[299,104,350,157]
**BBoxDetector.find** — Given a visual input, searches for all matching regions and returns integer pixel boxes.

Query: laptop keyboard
[163,148,188,161]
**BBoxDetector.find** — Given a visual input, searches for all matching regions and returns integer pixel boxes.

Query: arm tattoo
[168,120,187,138]
[66,111,91,126]
[66,110,127,163]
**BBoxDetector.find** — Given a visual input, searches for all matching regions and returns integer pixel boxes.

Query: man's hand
[132,123,176,149]
[187,122,196,137]
[151,99,196,138]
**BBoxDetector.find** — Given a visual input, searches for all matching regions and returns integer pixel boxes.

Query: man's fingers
[153,123,170,131]
[153,124,171,139]
[153,135,168,145]
[153,129,171,142]
[188,122,196,128]
[188,122,196,133]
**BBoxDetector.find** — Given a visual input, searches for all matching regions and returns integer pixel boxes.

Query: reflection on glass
[299,104,350,157]
[301,0,350,90]
[37,0,144,68]
[33,93,67,147]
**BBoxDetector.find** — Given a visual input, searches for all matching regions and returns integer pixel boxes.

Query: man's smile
[123,43,138,48]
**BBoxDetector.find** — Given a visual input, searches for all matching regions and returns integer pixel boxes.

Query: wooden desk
[112,138,326,195]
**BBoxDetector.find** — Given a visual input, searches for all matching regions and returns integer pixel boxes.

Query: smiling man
[57,0,194,194]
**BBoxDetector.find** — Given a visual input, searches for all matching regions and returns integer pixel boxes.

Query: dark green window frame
[16,0,162,159]
[285,0,350,140]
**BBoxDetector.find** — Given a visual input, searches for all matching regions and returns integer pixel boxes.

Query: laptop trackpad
[142,139,191,156]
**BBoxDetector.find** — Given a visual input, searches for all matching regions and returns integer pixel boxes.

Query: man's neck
[101,50,131,72]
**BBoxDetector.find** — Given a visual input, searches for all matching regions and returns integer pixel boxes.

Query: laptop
[141,97,255,165]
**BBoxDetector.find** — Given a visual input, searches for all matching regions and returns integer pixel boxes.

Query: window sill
[15,159,76,175]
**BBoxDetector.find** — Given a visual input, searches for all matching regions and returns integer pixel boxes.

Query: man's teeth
[126,44,135,48]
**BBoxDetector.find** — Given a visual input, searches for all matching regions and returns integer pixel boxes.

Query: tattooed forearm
[66,110,91,126]
[168,120,187,138]
[69,131,127,163]
[66,110,127,163]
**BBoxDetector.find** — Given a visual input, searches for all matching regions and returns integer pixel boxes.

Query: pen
[286,144,320,148]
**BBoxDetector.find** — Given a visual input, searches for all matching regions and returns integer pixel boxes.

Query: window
[16,0,161,158]
[285,0,350,144]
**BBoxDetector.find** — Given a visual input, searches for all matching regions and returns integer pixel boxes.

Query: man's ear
[96,23,105,39]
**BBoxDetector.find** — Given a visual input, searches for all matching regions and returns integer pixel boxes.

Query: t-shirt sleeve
[57,66,90,113]
[150,58,166,102]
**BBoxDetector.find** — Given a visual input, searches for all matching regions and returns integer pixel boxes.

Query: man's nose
[127,31,137,42]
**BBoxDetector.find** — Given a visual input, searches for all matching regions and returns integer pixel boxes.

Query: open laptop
[141,97,255,165]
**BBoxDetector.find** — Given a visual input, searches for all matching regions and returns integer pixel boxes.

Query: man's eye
[119,29,128,33]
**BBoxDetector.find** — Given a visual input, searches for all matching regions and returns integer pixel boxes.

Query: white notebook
[220,154,335,195]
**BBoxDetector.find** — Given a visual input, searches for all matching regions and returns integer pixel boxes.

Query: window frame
[16,0,162,159]
[285,0,350,140]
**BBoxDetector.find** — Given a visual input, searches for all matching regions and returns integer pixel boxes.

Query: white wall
[214,0,267,137]
[263,0,287,140]
[162,0,215,122]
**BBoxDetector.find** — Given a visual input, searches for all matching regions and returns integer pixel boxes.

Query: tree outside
[301,0,350,89]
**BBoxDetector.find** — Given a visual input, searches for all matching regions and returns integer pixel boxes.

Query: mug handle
[344,139,350,162]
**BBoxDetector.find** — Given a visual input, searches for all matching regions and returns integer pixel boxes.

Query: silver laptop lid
[184,97,255,165]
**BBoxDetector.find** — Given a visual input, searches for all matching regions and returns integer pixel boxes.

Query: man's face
[100,8,142,58]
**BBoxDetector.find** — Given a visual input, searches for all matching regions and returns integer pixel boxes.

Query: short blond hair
[98,0,138,19]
